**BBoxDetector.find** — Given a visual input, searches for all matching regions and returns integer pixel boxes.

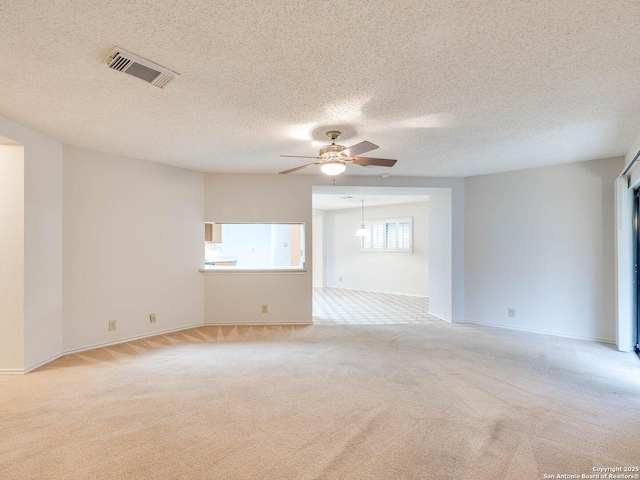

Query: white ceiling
[313,194,429,211]
[1,1,639,177]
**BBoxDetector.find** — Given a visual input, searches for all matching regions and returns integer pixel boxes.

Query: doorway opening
[0,135,25,371]
[311,186,452,325]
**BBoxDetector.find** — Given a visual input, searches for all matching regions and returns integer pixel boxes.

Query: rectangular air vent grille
[106,48,179,89]
[109,55,132,72]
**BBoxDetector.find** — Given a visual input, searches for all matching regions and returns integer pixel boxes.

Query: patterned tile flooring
[312,287,441,325]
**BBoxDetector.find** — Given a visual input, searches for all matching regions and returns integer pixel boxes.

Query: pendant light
[355,200,369,237]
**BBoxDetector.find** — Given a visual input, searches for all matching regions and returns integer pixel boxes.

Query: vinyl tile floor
[312,287,441,325]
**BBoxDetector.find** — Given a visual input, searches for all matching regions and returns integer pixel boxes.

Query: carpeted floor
[0,323,639,479]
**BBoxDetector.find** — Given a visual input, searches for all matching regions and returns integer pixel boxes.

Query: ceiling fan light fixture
[320,160,346,176]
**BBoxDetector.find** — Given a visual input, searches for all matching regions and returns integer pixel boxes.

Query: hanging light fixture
[355,200,369,237]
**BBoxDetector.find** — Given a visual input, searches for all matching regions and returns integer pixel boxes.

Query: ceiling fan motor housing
[319,144,346,157]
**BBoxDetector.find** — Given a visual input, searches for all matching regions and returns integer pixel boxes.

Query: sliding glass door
[634,189,640,355]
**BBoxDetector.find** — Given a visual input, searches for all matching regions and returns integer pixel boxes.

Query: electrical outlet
[339,277,342,282]
[149,313,156,323]
[262,304,268,313]
[508,308,516,318]
[108,320,116,331]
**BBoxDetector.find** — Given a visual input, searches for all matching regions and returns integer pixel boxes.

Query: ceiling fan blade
[343,141,379,157]
[279,155,319,159]
[279,163,317,174]
[352,157,397,167]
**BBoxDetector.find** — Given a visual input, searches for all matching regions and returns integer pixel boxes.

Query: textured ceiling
[313,194,429,211]
[0,1,639,177]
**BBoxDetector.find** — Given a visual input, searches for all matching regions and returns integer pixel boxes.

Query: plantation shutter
[385,221,396,249]
[360,217,412,252]
[398,221,412,249]
[361,224,373,249]
[372,222,385,249]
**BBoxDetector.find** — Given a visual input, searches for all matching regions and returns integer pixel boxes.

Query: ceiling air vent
[106,48,179,88]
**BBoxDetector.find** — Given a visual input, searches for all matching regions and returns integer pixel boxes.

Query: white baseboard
[5,321,315,375]
[464,320,616,344]
[202,321,313,326]
[24,352,66,374]
[323,286,428,298]
[428,310,452,323]
[13,323,203,375]
[0,368,25,375]
[62,323,205,357]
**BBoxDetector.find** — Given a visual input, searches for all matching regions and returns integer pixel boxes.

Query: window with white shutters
[360,217,413,253]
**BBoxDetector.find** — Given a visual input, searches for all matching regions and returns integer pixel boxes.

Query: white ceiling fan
[279,130,397,175]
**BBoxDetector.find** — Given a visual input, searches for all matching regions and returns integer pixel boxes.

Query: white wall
[429,190,453,320]
[312,215,324,287]
[323,201,429,296]
[0,145,25,371]
[23,133,64,370]
[203,174,313,324]
[62,146,204,351]
[465,157,623,342]
[0,115,63,373]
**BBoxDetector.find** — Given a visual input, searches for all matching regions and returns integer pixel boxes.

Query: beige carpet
[0,323,639,479]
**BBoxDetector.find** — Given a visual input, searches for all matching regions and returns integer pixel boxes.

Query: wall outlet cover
[150,314,156,323]
[109,320,116,331]
[508,308,516,318]
[262,304,268,313]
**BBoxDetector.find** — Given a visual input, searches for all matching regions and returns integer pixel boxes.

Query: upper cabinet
[205,223,222,243]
